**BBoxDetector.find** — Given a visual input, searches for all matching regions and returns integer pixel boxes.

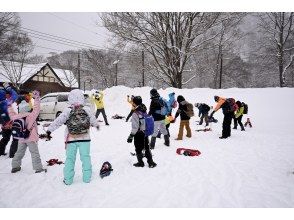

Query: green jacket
[235,106,244,118]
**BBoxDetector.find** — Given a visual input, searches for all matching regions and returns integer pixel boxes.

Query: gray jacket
[131,111,145,135]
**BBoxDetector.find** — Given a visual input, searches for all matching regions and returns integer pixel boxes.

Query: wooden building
[0,62,78,96]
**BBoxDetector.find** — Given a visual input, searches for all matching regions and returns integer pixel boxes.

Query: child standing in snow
[9,90,46,173]
[46,89,99,185]
[91,90,109,125]
[127,96,157,168]
[174,95,192,140]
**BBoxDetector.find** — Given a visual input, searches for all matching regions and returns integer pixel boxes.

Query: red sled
[176,148,201,157]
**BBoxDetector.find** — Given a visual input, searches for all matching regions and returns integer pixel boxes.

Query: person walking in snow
[127,96,157,168]
[148,88,170,149]
[209,96,235,139]
[174,95,192,140]
[126,95,135,122]
[195,103,210,127]
[9,90,47,173]
[91,90,109,125]
[233,101,245,131]
[45,89,100,185]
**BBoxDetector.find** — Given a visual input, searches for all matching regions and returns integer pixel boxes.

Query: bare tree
[0,12,20,59]
[101,12,219,88]
[257,12,294,87]
[0,32,33,89]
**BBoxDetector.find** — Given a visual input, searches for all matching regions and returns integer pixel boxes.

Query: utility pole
[77,53,81,89]
[142,50,145,87]
[219,50,223,89]
[113,60,119,86]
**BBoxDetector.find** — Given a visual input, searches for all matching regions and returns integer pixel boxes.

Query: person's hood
[136,103,147,113]
[68,89,84,106]
[177,95,185,103]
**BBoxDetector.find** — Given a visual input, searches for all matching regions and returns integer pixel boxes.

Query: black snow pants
[222,112,234,138]
[95,108,109,124]
[134,131,154,165]
[0,128,18,157]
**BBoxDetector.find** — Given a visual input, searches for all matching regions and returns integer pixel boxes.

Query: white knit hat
[18,100,32,113]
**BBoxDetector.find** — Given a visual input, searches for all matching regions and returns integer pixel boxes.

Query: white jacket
[47,89,99,143]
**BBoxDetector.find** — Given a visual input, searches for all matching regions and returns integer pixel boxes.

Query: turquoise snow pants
[64,141,92,185]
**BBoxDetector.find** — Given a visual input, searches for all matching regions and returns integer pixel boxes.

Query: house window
[44,77,49,82]
[50,77,55,82]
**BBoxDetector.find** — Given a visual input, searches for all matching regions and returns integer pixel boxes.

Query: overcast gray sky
[19,12,111,56]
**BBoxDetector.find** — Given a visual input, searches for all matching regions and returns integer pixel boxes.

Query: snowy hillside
[0,86,294,208]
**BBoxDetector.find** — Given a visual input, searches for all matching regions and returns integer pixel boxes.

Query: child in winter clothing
[233,101,245,131]
[127,96,157,168]
[9,90,46,173]
[46,89,99,185]
[174,95,192,140]
[91,90,109,125]
[148,88,169,149]
[0,83,19,157]
[195,103,210,127]
[126,95,135,122]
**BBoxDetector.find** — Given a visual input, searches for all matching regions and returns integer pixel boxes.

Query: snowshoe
[148,162,157,168]
[35,168,47,173]
[133,162,144,167]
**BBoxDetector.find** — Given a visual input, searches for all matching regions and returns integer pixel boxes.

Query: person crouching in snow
[9,90,47,173]
[174,95,192,140]
[127,96,157,168]
[46,89,100,185]
[195,103,210,127]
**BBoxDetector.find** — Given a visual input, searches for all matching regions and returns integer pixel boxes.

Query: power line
[21,27,105,49]
[47,12,110,38]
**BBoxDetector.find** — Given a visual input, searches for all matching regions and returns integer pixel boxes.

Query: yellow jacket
[91,92,104,109]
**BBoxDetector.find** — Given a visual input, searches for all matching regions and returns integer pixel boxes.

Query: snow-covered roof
[0,61,78,88]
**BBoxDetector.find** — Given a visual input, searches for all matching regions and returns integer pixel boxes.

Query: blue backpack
[155,97,169,116]
[137,111,154,137]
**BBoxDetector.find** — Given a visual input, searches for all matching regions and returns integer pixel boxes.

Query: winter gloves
[127,134,134,143]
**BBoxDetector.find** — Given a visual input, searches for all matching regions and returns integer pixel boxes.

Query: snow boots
[35,168,47,173]
[164,135,170,146]
[11,167,21,173]
[133,153,145,167]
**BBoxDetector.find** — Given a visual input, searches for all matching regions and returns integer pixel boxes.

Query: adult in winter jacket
[233,101,245,131]
[148,88,169,149]
[0,83,19,157]
[127,96,157,168]
[9,90,46,173]
[91,91,109,125]
[46,89,100,185]
[195,103,210,127]
[210,96,234,139]
[174,95,192,140]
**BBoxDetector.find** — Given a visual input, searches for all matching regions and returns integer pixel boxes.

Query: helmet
[195,103,200,108]
[214,96,219,102]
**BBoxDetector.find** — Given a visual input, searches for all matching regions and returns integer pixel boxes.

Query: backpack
[66,105,90,135]
[242,102,248,114]
[11,118,34,140]
[185,102,195,117]
[155,97,169,116]
[226,98,238,112]
[99,161,113,178]
[201,104,210,113]
[137,111,154,137]
[0,101,10,125]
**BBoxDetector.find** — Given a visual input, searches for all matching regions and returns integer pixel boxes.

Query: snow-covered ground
[0,86,293,208]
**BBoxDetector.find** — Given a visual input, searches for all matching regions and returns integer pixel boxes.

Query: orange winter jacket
[214,97,226,112]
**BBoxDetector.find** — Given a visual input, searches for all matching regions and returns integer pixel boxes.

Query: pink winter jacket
[8,97,40,143]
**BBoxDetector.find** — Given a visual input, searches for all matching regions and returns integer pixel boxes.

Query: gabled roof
[0,61,78,88]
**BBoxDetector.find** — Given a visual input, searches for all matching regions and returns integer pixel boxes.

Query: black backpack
[99,161,113,178]
[11,118,35,140]
[242,102,248,114]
